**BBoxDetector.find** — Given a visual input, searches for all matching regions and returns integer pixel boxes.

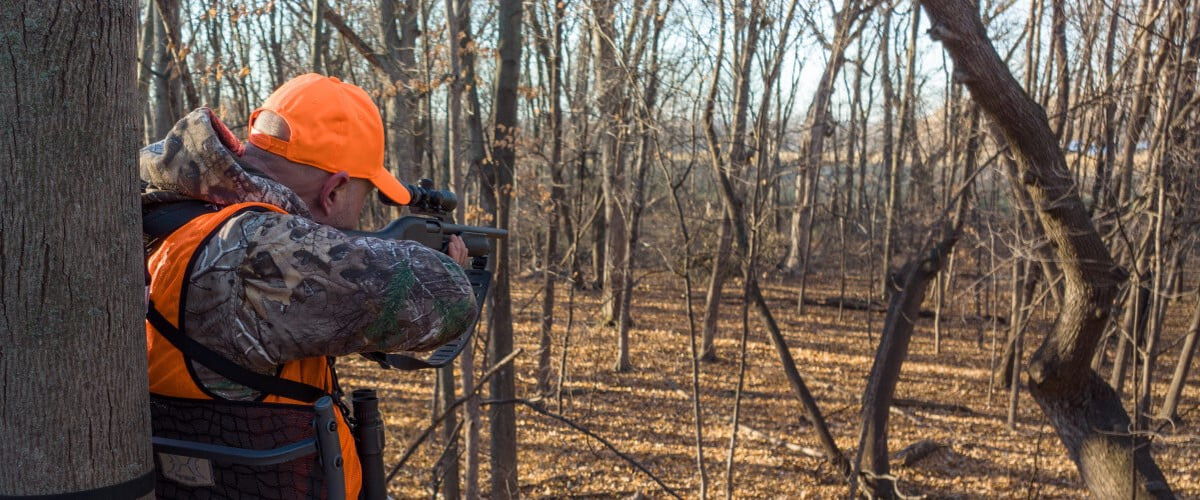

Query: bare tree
[704,0,848,478]
[485,0,524,496]
[922,1,1175,496]
[322,0,422,181]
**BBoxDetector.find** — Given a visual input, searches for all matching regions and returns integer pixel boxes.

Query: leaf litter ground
[338,274,1200,499]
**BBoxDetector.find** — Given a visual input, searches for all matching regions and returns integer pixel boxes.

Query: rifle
[344,179,506,500]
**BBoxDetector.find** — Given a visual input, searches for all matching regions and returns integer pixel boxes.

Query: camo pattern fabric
[142,109,477,400]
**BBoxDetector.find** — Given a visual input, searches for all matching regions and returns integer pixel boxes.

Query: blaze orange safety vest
[145,202,362,499]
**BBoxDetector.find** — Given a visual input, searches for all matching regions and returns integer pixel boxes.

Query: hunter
[141,74,477,498]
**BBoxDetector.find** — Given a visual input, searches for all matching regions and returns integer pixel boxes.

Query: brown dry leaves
[337,275,1200,499]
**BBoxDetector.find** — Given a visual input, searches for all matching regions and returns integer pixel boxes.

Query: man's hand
[447,235,470,268]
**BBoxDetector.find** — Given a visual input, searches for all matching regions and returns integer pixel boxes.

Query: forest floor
[338,273,1200,499]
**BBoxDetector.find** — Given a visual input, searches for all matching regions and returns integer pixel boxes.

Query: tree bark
[309,0,325,72]
[378,0,421,181]
[593,0,627,328]
[437,365,460,499]
[855,225,961,499]
[443,0,486,495]
[529,0,567,394]
[0,2,153,495]
[485,0,523,496]
[700,212,733,362]
[1110,272,1152,397]
[922,1,1174,497]
[321,1,421,181]
[878,6,898,296]
[785,0,862,273]
[149,0,183,134]
[137,2,157,143]
[154,0,199,110]
[1157,281,1200,422]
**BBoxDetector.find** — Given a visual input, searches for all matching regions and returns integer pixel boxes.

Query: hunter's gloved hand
[446,235,469,268]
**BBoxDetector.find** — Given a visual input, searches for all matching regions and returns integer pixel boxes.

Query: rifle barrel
[441,222,508,239]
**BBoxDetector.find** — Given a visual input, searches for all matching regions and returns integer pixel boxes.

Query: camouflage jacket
[142,109,477,400]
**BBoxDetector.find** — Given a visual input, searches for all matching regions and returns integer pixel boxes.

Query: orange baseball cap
[247,73,411,205]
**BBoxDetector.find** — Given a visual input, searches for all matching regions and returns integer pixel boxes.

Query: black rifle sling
[144,201,328,403]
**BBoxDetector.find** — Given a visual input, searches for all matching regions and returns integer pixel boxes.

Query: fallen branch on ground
[892,440,946,467]
[737,424,824,459]
[892,398,973,414]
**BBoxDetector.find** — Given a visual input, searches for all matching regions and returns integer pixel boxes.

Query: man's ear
[318,171,351,215]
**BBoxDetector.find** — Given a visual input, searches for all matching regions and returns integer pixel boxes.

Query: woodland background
[107,0,1200,496]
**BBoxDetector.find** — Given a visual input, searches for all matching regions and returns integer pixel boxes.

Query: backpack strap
[143,201,330,403]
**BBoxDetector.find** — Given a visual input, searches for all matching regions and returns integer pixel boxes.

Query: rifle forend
[345,180,506,371]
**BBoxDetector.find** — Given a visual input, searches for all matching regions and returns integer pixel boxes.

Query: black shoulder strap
[147,301,327,403]
[143,200,221,243]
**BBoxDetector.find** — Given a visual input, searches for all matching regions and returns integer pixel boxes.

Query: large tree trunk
[702,0,765,361]
[153,0,199,110]
[485,0,523,497]
[613,1,666,373]
[0,2,153,496]
[149,0,182,134]
[437,366,460,499]
[895,3,921,227]
[785,0,862,274]
[922,1,1174,497]
[137,2,157,143]
[528,0,566,392]
[442,0,487,495]
[309,0,325,72]
[878,6,898,296]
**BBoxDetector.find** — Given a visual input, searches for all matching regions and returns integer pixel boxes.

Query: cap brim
[371,169,412,206]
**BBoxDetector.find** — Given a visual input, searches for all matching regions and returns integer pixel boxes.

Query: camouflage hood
[140,108,311,218]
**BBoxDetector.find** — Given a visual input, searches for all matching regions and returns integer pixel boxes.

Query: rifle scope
[381,178,458,215]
